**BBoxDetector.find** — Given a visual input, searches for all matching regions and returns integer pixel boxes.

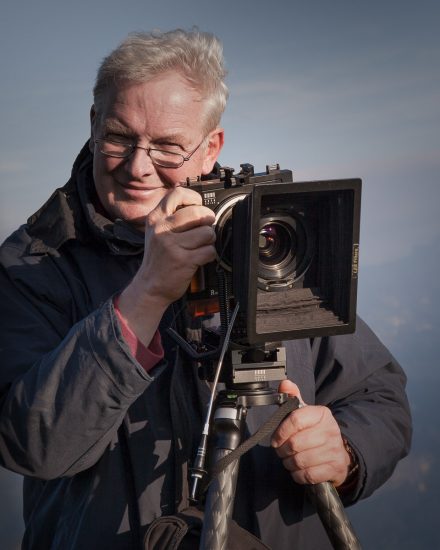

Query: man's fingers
[271,405,327,448]
[186,244,217,268]
[275,426,327,459]
[150,187,215,233]
[161,186,202,211]
[290,463,338,486]
[169,204,215,233]
[270,380,351,487]
[272,407,313,448]
[177,225,216,250]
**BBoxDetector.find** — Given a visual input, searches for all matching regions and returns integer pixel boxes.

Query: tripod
[197,351,362,550]
[169,300,362,549]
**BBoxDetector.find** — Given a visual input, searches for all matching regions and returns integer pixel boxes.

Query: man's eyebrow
[101,119,133,136]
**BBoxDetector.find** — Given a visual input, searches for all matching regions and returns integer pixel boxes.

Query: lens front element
[257,212,313,290]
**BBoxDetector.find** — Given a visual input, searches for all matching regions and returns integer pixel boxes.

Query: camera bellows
[256,288,344,333]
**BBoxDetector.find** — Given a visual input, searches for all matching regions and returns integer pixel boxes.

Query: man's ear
[201,128,224,175]
[88,105,97,153]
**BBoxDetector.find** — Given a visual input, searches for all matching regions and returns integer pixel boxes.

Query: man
[0,29,411,549]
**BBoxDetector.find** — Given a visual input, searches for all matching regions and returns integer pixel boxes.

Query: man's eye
[154,144,183,154]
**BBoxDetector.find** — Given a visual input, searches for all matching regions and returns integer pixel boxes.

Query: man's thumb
[278,379,306,405]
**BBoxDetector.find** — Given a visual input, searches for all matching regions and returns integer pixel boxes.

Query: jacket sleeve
[312,317,412,504]
[0,237,155,480]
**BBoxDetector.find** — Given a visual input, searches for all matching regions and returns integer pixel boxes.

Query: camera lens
[257,213,313,290]
[259,223,296,267]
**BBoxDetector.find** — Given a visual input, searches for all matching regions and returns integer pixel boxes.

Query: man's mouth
[119,181,166,191]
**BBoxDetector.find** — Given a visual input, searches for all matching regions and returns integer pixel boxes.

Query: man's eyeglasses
[94,137,205,169]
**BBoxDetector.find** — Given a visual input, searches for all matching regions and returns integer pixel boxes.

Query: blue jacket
[0,145,411,549]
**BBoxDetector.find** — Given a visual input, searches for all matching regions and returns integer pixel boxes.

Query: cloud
[225,39,440,171]
[0,161,28,175]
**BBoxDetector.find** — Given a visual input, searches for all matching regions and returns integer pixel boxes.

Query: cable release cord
[189,302,240,503]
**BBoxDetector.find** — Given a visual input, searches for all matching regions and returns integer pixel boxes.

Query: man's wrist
[117,281,168,349]
[343,437,359,478]
[114,294,165,371]
[337,437,360,493]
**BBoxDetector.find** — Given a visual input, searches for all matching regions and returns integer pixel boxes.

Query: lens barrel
[257,212,313,290]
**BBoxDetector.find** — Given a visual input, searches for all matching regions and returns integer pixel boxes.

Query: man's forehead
[95,75,208,140]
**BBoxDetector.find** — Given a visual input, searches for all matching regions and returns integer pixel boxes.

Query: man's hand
[117,186,216,347]
[271,380,351,487]
[137,186,216,306]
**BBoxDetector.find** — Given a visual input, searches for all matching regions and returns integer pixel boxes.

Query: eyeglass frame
[94,136,206,169]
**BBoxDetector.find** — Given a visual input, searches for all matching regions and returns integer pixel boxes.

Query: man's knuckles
[282,450,309,472]
[276,436,299,458]
[171,205,215,230]
[274,409,311,445]
[180,226,216,250]
[297,466,326,486]
[161,186,202,212]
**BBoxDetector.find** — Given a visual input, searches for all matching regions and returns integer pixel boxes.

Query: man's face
[90,71,224,230]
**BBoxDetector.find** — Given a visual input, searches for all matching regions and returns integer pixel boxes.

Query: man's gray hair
[93,28,229,132]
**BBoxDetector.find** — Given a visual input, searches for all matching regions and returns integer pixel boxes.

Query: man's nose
[124,147,155,179]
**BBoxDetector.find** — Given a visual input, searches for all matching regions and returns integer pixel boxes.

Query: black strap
[209,396,300,478]
[144,506,272,550]
[143,508,204,550]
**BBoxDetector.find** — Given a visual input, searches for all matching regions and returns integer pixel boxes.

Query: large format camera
[185,163,361,346]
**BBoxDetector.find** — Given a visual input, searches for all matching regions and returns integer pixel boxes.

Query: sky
[0,0,439,548]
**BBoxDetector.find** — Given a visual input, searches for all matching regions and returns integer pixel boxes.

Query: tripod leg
[200,447,240,550]
[307,482,362,550]
[199,406,246,550]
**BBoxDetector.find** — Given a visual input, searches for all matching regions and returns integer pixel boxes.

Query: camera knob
[240,163,254,176]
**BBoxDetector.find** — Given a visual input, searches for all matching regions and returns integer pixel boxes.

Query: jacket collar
[27,142,145,256]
